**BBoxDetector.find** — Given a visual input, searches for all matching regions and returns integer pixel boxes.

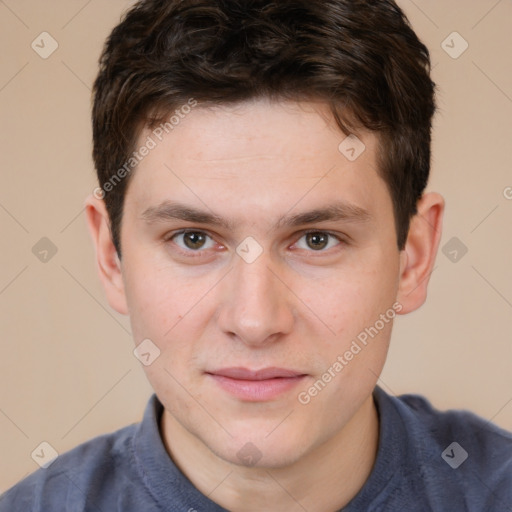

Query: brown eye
[305,232,329,251]
[183,232,207,250]
[171,231,215,251]
[294,231,342,252]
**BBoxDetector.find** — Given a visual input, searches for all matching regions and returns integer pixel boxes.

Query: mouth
[206,367,308,402]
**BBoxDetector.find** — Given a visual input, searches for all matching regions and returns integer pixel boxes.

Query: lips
[209,367,305,380]
[206,367,307,402]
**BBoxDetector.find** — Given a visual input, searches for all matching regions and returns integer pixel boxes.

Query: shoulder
[389,389,512,458]
[0,422,139,512]
[376,387,512,509]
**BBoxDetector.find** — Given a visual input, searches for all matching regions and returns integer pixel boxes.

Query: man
[1,0,511,510]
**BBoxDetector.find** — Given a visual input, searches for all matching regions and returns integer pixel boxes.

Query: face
[118,100,403,468]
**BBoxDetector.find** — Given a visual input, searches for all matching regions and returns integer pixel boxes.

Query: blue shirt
[1,386,511,511]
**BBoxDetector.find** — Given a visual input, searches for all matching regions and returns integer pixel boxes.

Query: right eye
[168,230,217,252]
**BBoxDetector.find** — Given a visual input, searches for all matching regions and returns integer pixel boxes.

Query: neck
[161,394,379,512]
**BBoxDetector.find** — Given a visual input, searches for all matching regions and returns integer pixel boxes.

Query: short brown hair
[92,0,435,255]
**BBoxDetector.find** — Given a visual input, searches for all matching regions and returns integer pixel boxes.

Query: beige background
[0,0,511,491]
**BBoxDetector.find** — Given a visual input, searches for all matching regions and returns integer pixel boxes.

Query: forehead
[124,99,391,227]
[144,99,375,166]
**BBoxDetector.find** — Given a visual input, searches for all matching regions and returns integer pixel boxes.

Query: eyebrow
[141,200,372,230]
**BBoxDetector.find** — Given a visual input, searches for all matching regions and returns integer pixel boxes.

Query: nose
[217,252,295,347]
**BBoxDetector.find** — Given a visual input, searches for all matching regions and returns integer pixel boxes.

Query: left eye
[172,231,216,251]
[294,232,341,251]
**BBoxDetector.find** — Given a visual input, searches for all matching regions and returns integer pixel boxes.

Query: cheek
[122,255,215,341]
[306,261,399,340]
[123,273,174,342]
[298,265,397,410]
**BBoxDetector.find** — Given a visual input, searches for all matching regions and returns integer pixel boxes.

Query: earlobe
[84,195,129,315]
[396,192,445,314]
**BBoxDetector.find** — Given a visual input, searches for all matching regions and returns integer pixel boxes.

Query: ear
[396,192,445,314]
[84,195,129,315]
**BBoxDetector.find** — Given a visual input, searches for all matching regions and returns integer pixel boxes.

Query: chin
[205,428,313,470]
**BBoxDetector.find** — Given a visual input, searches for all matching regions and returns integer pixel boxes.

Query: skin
[86,99,444,512]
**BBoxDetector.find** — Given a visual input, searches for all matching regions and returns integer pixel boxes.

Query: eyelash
[164,229,346,257]
[163,230,219,258]
[294,230,344,253]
